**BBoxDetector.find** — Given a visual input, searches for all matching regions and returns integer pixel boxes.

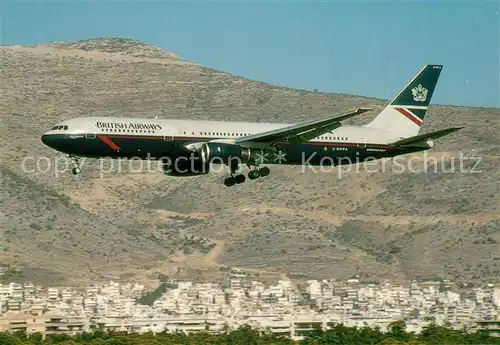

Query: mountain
[0,37,499,287]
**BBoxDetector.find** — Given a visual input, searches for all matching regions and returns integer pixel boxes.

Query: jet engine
[200,143,253,165]
[161,156,210,176]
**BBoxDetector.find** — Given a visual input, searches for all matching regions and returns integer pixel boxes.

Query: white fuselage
[44,116,408,145]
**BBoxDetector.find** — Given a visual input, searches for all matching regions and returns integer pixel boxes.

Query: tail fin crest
[365,64,443,136]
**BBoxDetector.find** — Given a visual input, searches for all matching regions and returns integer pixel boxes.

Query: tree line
[1,321,499,345]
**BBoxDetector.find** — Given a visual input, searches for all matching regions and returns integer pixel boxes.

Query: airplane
[41,64,463,187]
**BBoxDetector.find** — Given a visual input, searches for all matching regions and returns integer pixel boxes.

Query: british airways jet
[41,65,462,187]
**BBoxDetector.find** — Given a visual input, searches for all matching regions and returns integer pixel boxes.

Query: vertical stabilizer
[365,64,443,136]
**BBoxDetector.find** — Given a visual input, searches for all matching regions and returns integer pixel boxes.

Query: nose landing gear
[70,155,81,175]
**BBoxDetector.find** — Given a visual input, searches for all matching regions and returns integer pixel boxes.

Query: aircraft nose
[41,133,55,148]
[41,132,71,154]
[41,134,49,146]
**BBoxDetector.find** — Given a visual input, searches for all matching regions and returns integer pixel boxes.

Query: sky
[1,1,499,108]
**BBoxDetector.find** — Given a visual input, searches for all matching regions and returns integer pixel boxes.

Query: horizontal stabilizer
[391,127,464,146]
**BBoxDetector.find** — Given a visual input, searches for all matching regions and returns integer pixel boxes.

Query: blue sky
[2,1,499,107]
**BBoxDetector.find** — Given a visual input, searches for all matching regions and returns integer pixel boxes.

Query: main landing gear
[247,166,270,180]
[223,174,245,187]
[70,155,81,175]
[223,161,271,187]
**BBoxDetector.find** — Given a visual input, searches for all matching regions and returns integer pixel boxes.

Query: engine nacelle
[200,143,252,165]
[161,156,210,176]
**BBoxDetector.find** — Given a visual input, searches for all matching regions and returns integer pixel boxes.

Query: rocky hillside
[0,38,498,287]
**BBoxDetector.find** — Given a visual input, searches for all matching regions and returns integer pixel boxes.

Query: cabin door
[357,137,366,148]
[85,123,96,139]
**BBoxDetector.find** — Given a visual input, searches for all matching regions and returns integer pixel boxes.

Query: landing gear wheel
[72,167,81,175]
[248,170,260,180]
[224,177,235,187]
[258,167,270,177]
[234,174,246,184]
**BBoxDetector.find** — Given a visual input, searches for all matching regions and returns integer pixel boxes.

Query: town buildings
[1,275,499,339]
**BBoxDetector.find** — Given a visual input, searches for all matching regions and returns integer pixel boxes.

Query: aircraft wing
[234,107,373,146]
